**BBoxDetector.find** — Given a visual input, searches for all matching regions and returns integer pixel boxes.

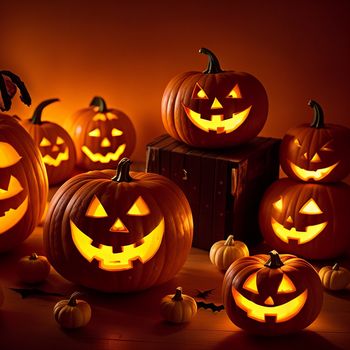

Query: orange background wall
[1,0,349,164]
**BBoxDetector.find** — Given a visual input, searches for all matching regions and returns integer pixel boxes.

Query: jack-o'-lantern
[280,100,350,182]
[0,70,31,111]
[259,178,350,259]
[161,48,268,149]
[0,113,48,252]
[223,250,323,335]
[43,158,193,292]
[65,96,136,170]
[21,98,76,186]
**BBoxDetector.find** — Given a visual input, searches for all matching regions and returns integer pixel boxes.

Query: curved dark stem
[308,99,324,128]
[264,250,284,268]
[1,70,31,107]
[31,98,60,124]
[199,48,223,74]
[172,287,183,301]
[0,73,11,111]
[332,263,339,271]
[89,96,108,113]
[67,292,82,307]
[112,158,133,182]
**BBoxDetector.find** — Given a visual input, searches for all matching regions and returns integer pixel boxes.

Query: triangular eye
[273,197,283,211]
[294,138,301,147]
[277,275,296,293]
[111,128,123,136]
[88,128,101,137]
[0,142,22,167]
[299,198,323,215]
[321,140,334,152]
[243,272,259,294]
[86,195,108,217]
[226,84,242,99]
[192,83,208,99]
[56,136,65,145]
[127,196,150,216]
[40,137,51,147]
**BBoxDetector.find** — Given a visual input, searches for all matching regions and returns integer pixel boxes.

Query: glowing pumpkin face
[280,100,350,183]
[259,178,350,259]
[223,251,323,335]
[65,96,136,171]
[43,158,193,293]
[161,48,268,149]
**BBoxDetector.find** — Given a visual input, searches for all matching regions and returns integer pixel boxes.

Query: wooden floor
[0,223,350,350]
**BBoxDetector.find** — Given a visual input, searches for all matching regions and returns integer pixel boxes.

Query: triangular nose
[264,296,274,305]
[211,98,223,109]
[52,145,59,152]
[110,218,129,232]
[101,137,111,147]
[286,216,293,223]
[311,152,321,163]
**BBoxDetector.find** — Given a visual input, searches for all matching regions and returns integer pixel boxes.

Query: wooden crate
[146,134,281,250]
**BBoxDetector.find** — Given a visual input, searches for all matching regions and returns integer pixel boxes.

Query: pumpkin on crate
[259,178,350,260]
[43,158,193,292]
[0,113,48,252]
[65,96,136,170]
[222,250,323,335]
[280,100,350,183]
[161,48,268,149]
[21,98,76,185]
[319,263,350,291]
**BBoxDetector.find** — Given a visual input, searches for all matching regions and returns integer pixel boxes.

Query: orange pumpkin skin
[259,178,350,260]
[222,251,323,335]
[280,100,350,183]
[0,113,48,252]
[43,158,193,293]
[161,48,268,149]
[21,99,77,186]
[65,96,136,171]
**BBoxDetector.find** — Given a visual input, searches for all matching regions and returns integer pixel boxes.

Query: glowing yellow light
[86,195,108,218]
[0,175,24,199]
[40,137,51,147]
[111,128,123,136]
[264,296,274,305]
[289,160,339,181]
[273,197,283,211]
[70,217,165,271]
[127,196,151,216]
[0,142,22,168]
[110,218,128,232]
[278,275,296,293]
[303,152,308,159]
[81,144,126,163]
[294,138,301,147]
[226,84,242,99]
[211,98,223,109]
[0,196,28,234]
[299,198,323,215]
[271,217,327,244]
[243,273,259,294]
[310,153,321,163]
[92,113,107,121]
[321,142,333,152]
[232,288,308,323]
[106,112,117,120]
[56,136,65,145]
[195,84,208,99]
[100,137,111,147]
[88,128,101,137]
[42,147,69,167]
[286,216,293,223]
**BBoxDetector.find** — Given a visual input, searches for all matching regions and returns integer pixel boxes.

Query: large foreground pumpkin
[43,158,193,292]
[0,113,48,252]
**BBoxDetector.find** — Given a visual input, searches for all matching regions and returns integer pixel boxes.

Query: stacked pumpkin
[259,100,350,260]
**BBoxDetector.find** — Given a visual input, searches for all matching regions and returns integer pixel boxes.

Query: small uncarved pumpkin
[17,253,51,284]
[319,263,350,291]
[54,292,91,329]
[160,287,197,323]
[209,235,249,270]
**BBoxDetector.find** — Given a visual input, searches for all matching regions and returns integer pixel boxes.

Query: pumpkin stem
[332,263,340,271]
[265,250,284,269]
[0,70,31,107]
[308,100,325,128]
[224,235,234,246]
[30,98,60,125]
[90,96,108,113]
[172,287,183,301]
[67,292,82,307]
[199,48,224,74]
[29,253,39,260]
[112,157,133,182]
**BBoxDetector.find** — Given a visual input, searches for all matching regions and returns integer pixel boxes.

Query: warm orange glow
[42,147,69,166]
[0,175,24,199]
[88,128,101,137]
[110,218,128,232]
[278,275,296,293]
[39,137,51,147]
[127,196,150,216]
[299,198,323,215]
[111,128,123,136]
[0,196,28,234]
[81,143,126,163]
[70,217,165,271]
[0,142,22,168]
[310,153,321,163]
[100,137,111,147]
[193,84,208,99]
[86,195,108,218]
[211,98,223,109]
[243,272,259,294]
[56,136,65,145]
[226,84,242,99]
[288,160,339,181]
[273,197,283,211]
[232,288,308,323]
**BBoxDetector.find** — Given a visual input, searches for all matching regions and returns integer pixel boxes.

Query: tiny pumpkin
[160,287,197,323]
[17,253,51,284]
[209,235,249,270]
[319,263,350,291]
[54,292,91,329]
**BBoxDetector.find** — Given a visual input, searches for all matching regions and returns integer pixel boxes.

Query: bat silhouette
[194,288,215,300]
[196,301,224,312]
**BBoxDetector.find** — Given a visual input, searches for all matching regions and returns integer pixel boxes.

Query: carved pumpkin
[0,70,31,111]
[161,48,268,149]
[0,113,48,252]
[65,96,136,170]
[43,158,193,292]
[21,99,76,185]
[319,263,350,291]
[259,178,350,259]
[280,100,350,183]
[223,250,323,335]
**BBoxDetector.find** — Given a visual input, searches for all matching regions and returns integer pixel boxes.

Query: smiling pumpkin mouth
[42,147,69,167]
[70,218,165,271]
[288,160,339,181]
[0,196,29,234]
[232,288,308,323]
[271,217,327,244]
[81,144,126,163]
[183,105,252,134]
